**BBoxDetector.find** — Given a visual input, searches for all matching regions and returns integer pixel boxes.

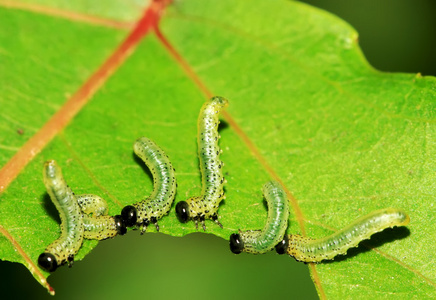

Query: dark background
[1,1,435,299]
[301,0,436,76]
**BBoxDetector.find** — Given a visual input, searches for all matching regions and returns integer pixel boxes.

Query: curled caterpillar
[38,160,85,272]
[229,180,290,254]
[38,161,126,272]
[121,137,176,233]
[176,96,229,231]
[275,208,410,262]
[77,194,126,240]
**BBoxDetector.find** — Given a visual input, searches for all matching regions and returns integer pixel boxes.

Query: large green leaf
[0,0,435,298]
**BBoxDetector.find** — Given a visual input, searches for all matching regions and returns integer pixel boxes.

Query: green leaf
[4,0,150,22]
[1,0,435,298]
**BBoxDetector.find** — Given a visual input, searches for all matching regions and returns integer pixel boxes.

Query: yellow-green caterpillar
[121,137,176,233]
[82,215,126,240]
[38,160,85,272]
[176,96,229,231]
[275,208,410,262]
[77,194,126,240]
[229,181,290,254]
[38,161,126,272]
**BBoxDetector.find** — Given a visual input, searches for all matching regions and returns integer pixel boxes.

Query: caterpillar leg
[138,217,161,234]
[212,214,223,229]
[67,255,74,268]
[139,221,148,235]
[151,217,160,232]
[199,215,207,231]
[193,219,200,231]
[191,216,207,232]
[140,226,147,235]
[195,219,220,231]
[140,218,160,234]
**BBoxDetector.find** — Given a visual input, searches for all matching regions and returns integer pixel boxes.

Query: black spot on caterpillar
[176,96,229,231]
[229,181,290,254]
[38,161,126,272]
[121,137,176,233]
[275,208,410,262]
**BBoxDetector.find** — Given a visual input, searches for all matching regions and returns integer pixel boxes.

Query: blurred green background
[1,0,435,299]
[301,0,436,76]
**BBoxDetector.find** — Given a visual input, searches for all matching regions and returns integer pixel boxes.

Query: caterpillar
[275,208,410,262]
[176,96,229,231]
[82,214,126,240]
[38,160,85,272]
[77,194,127,240]
[121,137,176,233]
[38,161,126,272]
[229,180,290,254]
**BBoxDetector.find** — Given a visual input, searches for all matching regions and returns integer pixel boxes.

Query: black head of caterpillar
[114,215,127,235]
[175,96,229,231]
[175,201,190,223]
[38,253,59,273]
[229,233,244,254]
[275,236,289,255]
[121,205,137,227]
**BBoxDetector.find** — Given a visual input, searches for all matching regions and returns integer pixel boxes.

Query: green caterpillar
[121,137,176,233]
[38,160,85,272]
[229,181,290,254]
[176,96,229,231]
[276,208,410,262]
